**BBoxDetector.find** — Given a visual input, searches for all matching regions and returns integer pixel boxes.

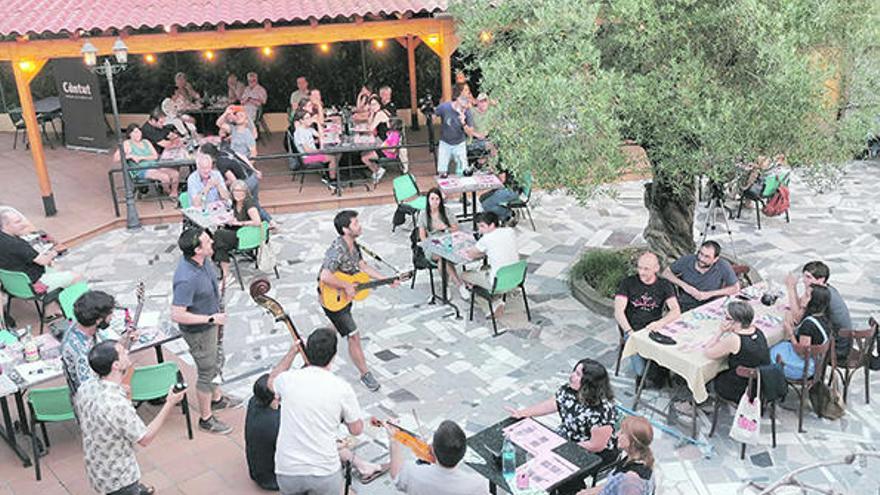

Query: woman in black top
[704,301,770,401]
[579,415,655,495]
[770,284,832,379]
[212,179,261,280]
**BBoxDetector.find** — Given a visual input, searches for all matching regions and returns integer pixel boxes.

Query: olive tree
[451,0,879,260]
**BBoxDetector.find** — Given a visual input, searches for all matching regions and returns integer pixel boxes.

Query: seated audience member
[61,290,115,397]
[161,98,200,156]
[0,208,82,293]
[379,85,397,115]
[387,419,486,494]
[210,179,262,281]
[200,143,274,226]
[266,328,364,495]
[114,124,181,198]
[292,110,339,187]
[76,340,185,495]
[578,416,655,495]
[241,72,268,125]
[479,169,520,225]
[771,284,831,380]
[462,212,519,318]
[354,84,374,120]
[784,261,852,360]
[703,301,770,402]
[288,76,310,111]
[187,152,230,209]
[360,96,399,183]
[615,252,680,385]
[245,374,281,491]
[172,72,201,110]
[662,241,739,312]
[141,108,175,156]
[217,105,258,159]
[507,358,619,492]
[417,188,467,299]
[227,73,245,104]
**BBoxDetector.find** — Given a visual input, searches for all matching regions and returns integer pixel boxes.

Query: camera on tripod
[418,93,435,117]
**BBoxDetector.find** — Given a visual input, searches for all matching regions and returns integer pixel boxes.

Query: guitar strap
[356,242,401,274]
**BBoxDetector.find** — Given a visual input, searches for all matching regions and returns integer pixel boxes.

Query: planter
[570,275,615,318]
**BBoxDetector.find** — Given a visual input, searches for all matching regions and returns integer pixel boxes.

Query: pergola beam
[0,18,454,61]
[11,58,56,216]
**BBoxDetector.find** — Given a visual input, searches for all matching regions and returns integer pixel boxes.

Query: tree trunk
[642,176,696,264]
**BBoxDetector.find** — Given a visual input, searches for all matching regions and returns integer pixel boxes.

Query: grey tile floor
[55,161,880,494]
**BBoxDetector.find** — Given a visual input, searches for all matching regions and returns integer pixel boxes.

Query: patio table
[418,230,479,318]
[436,173,503,228]
[182,201,233,230]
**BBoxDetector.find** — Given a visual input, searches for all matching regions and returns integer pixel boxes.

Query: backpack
[762,185,790,217]
[409,227,432,269]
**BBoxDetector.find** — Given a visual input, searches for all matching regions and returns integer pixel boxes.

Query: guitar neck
[357,277,400,291]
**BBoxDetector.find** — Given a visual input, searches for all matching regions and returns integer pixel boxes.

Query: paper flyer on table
[502,418,566,456]
[515,451,578,491]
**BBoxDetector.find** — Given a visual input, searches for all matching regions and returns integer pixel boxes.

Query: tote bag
[730,372,762,445]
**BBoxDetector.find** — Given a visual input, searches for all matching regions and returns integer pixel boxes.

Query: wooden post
[406,35,420,129]
[440,52,452,102]
[11,58,55,216]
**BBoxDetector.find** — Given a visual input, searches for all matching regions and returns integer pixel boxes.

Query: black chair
[708,366,778,460]
[736,171,791,230]
[286,130,331,193]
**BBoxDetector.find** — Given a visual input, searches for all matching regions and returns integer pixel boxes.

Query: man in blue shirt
[434,86,474,178]
[187,152,230,208]
[662,240,740,312]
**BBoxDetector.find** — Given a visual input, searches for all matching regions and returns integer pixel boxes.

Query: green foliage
[570,248,639,299]
[451,0,880,200]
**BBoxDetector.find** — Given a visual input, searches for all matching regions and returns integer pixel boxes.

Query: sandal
[137,483,156,495]
[357,463,390,484]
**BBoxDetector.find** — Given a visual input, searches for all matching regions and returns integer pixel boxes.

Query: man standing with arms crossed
[171,227,241,434]
[319,210,399,391]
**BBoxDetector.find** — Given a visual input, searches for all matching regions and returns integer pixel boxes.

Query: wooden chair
[708,366,778,460]
[778,339,831,433]
[832,317,878,404]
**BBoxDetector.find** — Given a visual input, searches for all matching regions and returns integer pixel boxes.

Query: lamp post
[82,38,141,230]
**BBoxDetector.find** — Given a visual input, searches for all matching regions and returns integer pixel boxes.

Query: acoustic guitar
[318,270,413,312]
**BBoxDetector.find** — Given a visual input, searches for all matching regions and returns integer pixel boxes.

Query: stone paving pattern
[9,161,880,494]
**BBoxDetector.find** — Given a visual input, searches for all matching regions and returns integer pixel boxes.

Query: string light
[426,34,440,45]
[479,31,494,43]
[18,60,36,73]
[203,50,215,61]
[262,46,273,57]
[144,54,156,64]
[319,43,330,53]
[374,39,385,49]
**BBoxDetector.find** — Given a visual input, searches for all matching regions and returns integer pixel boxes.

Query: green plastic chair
[0,329,17,346]
[178,191,191,209]
[736,170,791,230]
[58,281,89,321]
[27,386,76,480]
[392,174,426,232]
[231,221,279,290]
[130,362,193,440]
[504,171,536,231]
[468,260,531,336]
[0,268,59,334]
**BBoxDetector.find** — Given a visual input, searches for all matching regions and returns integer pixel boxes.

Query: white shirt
[274,366,362,476]
[394,462,488,495]
[293,126,319,153]
[475,227,519,280]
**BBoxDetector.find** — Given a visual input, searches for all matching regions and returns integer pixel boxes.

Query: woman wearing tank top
[704,301,770,401]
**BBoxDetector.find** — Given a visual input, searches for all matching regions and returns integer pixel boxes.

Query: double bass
[249,278,308,364]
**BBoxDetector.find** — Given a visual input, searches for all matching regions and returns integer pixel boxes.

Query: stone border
[570,275,615,318]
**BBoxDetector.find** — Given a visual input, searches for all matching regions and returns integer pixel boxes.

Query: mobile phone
[173,381,187,393]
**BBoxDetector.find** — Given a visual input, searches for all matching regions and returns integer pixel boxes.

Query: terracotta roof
[0,0,448,37]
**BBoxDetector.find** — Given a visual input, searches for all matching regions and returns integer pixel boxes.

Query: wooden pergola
[0,6,458,216]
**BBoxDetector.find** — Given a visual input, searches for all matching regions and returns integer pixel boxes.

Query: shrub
[570,248,639,299]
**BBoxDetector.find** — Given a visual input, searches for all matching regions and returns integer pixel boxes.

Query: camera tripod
[698,182,738,257]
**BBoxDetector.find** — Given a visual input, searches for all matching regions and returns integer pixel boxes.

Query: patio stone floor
[2,160,879,494]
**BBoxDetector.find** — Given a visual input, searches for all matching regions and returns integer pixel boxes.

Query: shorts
[303,154,330,164]
[323,304,357,337]
[38,267,78,292]
[461,268,493,291]
[129,168,148,181]
[106,481,148,495]
[181,326,220,393]
[277,470,342,495]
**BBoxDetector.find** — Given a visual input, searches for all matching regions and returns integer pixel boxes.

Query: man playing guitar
[318,210,399,392]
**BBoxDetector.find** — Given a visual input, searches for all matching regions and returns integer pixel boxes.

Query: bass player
[318,210,399,392]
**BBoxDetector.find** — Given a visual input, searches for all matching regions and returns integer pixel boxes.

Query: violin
[249,278,309,365]
[370,417,435,464]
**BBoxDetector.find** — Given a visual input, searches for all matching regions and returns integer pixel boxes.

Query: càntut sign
[53,58,109,150]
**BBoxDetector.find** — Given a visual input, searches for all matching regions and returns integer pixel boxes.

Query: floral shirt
[555,385,618,453]
[61,322,96,396]
[76,379,148,494]
[320,236,362,277]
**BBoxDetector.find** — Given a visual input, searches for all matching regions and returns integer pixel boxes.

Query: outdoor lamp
[81,41,98,67]
[112,38,128,64]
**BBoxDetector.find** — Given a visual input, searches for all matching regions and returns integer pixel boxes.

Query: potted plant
[569,247,640,317]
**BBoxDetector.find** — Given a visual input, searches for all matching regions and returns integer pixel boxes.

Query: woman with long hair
[211,179,261,281]
[417,188,468,299]
[113,124,180,198]
[360,95,392,183]
[770,284,832,379]
[578,416,655,495]
[506,358,619,465]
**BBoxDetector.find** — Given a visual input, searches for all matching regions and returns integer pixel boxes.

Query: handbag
[257,228,277,273]
[730,371,761,445]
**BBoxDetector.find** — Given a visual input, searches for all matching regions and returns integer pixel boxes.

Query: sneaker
[360,371,381,392]
[198,416,233,435]
[374,167,387,184]
[211,395,244,411]
[458,284,472,301]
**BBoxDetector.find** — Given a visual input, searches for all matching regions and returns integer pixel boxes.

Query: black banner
[52,58,109,150]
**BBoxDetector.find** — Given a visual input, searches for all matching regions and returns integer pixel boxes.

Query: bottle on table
[22,325,40,362]
[501,435,516,480]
